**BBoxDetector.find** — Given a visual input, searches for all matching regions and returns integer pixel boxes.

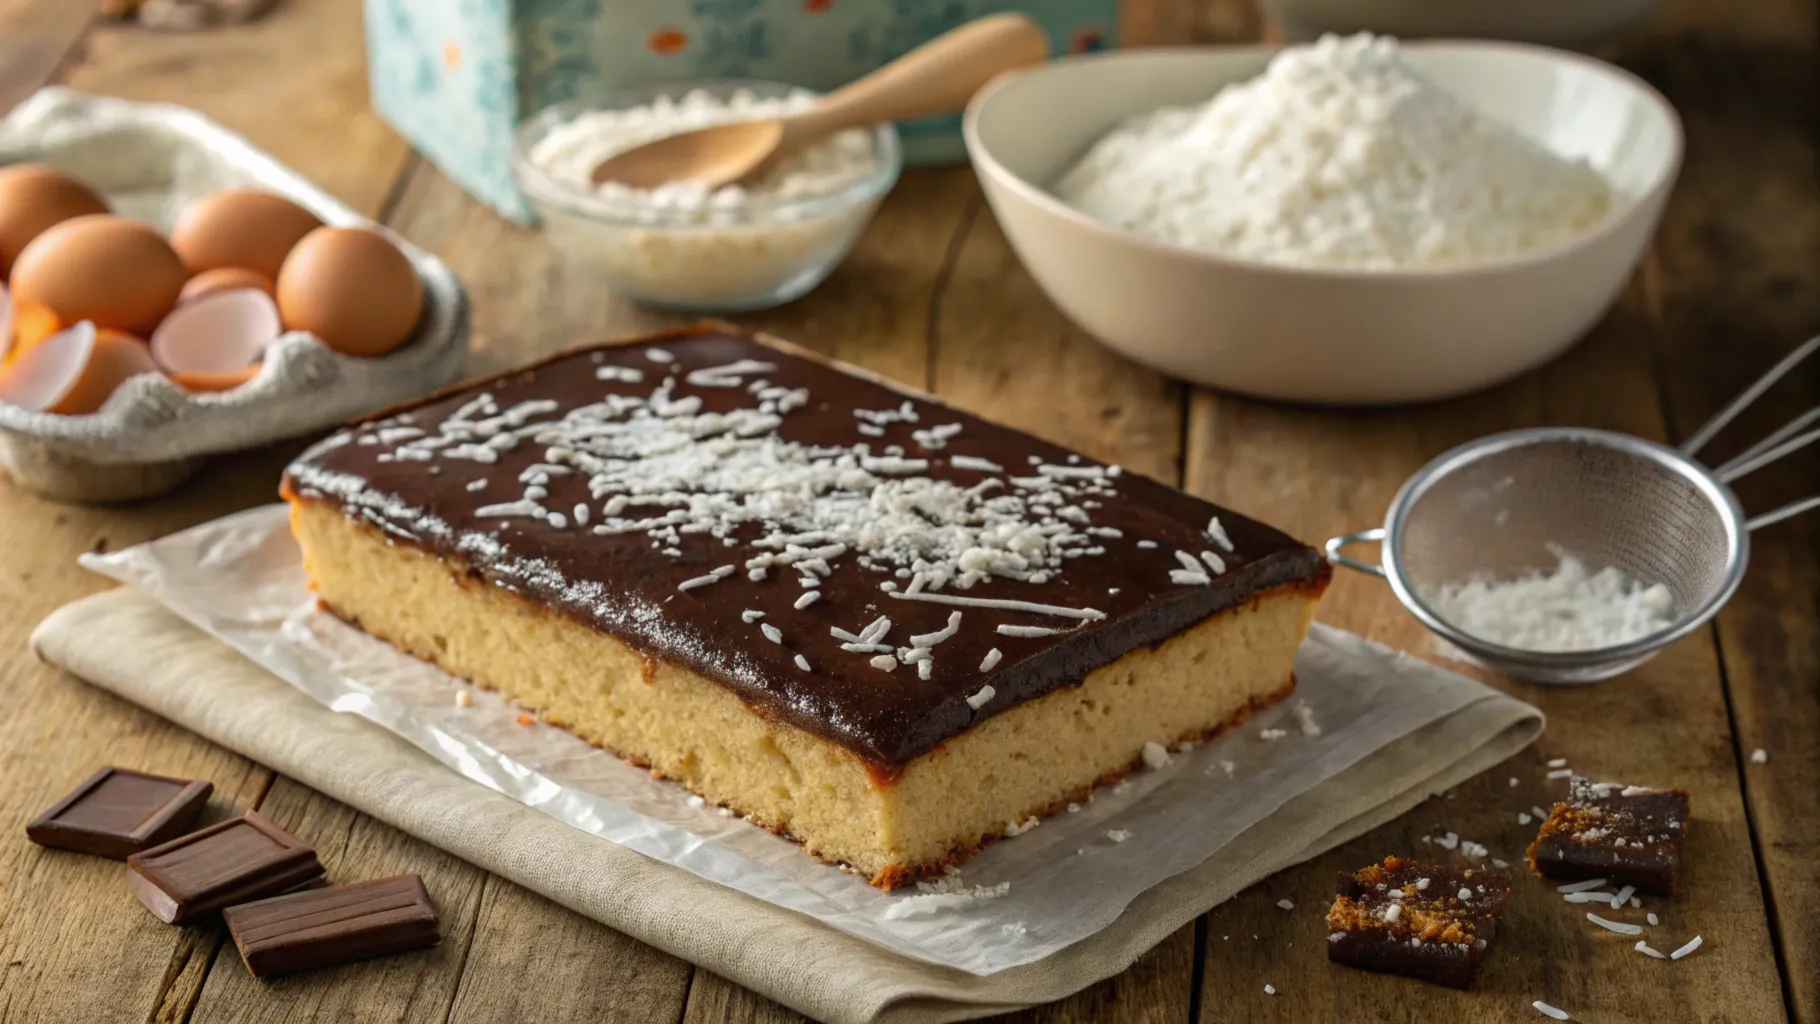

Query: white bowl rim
[963,38,1686,282]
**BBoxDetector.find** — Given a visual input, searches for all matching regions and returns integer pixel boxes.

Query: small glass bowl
[512,81,902,312]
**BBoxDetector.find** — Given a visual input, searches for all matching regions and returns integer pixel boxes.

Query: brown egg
[54,329,161,415]
[171,189,323,279]
[178,266,276,304]
[9,215,188,335]
[277,227,423,358]
[0,164,109,277]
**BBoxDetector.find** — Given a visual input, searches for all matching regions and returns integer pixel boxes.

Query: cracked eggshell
[151,287,282,379]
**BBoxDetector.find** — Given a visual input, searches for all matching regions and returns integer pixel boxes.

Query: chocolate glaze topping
[284,327,1330,767]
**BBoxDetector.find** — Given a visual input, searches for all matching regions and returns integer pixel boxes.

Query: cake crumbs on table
[1141,741,1170,770]
[515,713,535,726]
[1106,829,1132,843]
[454,688,473,708]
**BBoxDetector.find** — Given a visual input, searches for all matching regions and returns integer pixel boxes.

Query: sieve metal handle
[1681,333,1820,532]
[1324,528,1387,577]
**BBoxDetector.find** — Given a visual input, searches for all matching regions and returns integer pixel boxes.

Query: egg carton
[0,87,469,503]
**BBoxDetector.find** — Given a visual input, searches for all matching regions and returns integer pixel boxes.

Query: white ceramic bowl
[963,42,1682,405]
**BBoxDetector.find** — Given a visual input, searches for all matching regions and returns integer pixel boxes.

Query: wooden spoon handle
[776,13,1049,150]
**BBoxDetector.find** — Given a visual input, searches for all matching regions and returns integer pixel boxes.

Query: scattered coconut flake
[979,648,1002,672]
[741,609,764,623]
[999,624,1066,638]
[1587,913,1643,935]
[1533,805,1551,820]
[1547,757,1569,768]
[1264,984,1277,996]
[1750,748,1769,764]
[794,654,811,671]
[454,688,473,708]
[1647,912,1659,926]
[1547,768,1574,779]
[1610,885,1636,909]
[1518,812,1532,825]
[1276,899,1294,911]
[1670,935,1702,960]
[794,591,821,610]
[1383,903,1402,922]
[966,685,996,710]
[1557,878,1609,893]
[1458,887,1473,900]
[870,655,899,671]
[1492,858,1510,869]
[1533,1001,1571,1020]
[1510,777,1521,788]
[1206,516,1234,552]
[646,347,675,363]
[1106,829,1131,843]
[760,623,784,643]
[1635,940,1667,959]
[1142,742,1171,770]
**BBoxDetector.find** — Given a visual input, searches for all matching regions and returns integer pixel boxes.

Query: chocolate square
[26,766,213,860]
[1326,856,1511,990]
[225,874,440,978]
[126,811,324,924]
[1527,777,1690,895]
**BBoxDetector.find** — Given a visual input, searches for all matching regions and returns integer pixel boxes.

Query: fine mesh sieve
[1327,335,1820,684]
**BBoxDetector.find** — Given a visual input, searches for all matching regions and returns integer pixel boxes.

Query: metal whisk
[1327,335,1819,684]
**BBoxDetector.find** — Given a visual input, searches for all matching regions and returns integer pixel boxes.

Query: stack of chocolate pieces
[26,765,440,978]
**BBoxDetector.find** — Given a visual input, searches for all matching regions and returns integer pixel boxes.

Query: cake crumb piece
[1142,741,1170,770]
[515,714,535,726]
[687,795,705,809]
[454,689,473,708]
[1004,816,1040,837]
[1260,728,1289,741]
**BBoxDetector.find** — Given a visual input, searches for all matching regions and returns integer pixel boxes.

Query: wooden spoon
[589,13,1049,191]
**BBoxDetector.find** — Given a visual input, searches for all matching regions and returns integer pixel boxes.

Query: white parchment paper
[82,505,1532,976]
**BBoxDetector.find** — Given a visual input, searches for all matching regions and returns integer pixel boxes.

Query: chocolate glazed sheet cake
[281,325,1332,888]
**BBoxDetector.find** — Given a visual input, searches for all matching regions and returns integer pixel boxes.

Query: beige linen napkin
[33,589,1541,1024]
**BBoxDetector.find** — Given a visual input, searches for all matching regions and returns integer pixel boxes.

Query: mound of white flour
[1054,34,1617,269]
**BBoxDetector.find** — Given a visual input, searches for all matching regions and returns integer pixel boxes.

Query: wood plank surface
[0,0,1814,1021]
[1620,0,1820,1017]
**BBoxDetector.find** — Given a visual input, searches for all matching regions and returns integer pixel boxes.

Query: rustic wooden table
[1,1,1813,1021]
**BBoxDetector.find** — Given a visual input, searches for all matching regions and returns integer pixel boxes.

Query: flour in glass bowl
[528,88,881,224]
[520,87,889,309]
[1053,34,1618,270]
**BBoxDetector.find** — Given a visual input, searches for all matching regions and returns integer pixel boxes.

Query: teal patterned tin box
[365,0,1120,223]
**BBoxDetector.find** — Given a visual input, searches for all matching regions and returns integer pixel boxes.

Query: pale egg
[0,164,110,277]
[170,189,322,279]
[151,288,282,380]
[0,322,160,415]
[276,227,423,358]
[178,266,276,304]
